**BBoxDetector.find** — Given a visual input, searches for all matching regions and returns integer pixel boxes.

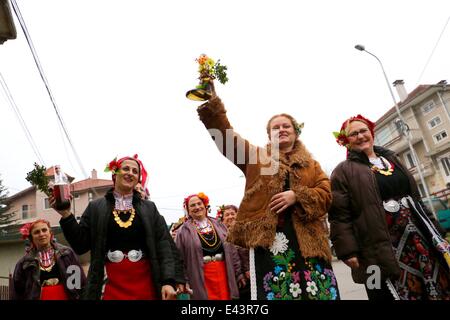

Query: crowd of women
[10,81,450,301]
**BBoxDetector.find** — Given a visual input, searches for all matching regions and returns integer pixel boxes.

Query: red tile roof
[45,166,75,182]
[71,178,113,192]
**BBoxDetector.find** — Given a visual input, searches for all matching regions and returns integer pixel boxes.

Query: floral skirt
[250,213,339,300]
[386,203,450,300]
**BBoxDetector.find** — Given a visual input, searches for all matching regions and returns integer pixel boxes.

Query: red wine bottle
[53,165,71,211]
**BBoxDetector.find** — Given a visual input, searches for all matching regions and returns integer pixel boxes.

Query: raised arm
[197,96,257,173]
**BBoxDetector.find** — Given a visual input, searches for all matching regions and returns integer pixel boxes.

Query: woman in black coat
[51,155,184,300]
[329,114,450,300]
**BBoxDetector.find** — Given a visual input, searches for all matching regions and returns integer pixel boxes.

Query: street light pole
[354,44,436,216]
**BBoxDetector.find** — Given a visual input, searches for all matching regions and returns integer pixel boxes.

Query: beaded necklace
[38,247,55,272]
[369,156,394,176]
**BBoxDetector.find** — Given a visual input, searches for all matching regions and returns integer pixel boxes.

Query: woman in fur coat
[195,83,339,300]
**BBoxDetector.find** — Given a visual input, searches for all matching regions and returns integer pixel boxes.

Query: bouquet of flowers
[186,54,228,101]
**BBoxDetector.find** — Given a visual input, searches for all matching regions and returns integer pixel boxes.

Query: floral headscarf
[333,114,375,150]
[105,154,149,194]
[19,219,53,248]
[183,192,210,218]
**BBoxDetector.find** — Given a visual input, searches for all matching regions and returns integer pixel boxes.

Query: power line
[0,71,45,165]
[416,16,450,85]
[10,0,89,180]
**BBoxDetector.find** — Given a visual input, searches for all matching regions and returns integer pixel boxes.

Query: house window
[404,152,416,168]
[22,205,30,219]
[421,101,435,115]
[433,130,448,143]
[440,157,450,176]
[44,198,50,209]
[417,184,425,198]
[374,126,392,146]
[428,116,442,129]
[88,192,93,202]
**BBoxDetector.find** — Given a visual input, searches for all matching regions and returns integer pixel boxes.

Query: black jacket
[329,146,444,284]
[60,189,184,299]
[10,242,86,300]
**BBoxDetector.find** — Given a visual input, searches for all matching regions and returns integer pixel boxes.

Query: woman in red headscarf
[50,155,185,300]
[329,115,450,300]
[175,192,246,300]
[11,219,86,300]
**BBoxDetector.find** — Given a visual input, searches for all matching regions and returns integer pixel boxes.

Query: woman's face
[222,208,237,228]
[115,159,140,192]
[31,222,52,249]
[269,116,297,151]
[347,121,374,155]
[188,196,207,221]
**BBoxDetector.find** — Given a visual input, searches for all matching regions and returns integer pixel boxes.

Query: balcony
[408,160,435,180]
[380,130,422,153]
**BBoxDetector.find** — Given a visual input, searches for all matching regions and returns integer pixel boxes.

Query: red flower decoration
[216,205,226,221]
[183,192,210,213]
[104,157,121,174]
[19,223,32,240]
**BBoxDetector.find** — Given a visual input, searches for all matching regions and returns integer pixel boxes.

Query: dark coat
[329,146,444,284]
[60,189,184,299]
[10,242,86,300]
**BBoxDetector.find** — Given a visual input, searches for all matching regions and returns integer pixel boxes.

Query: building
[0,168,112,296]
[374,80,450,197]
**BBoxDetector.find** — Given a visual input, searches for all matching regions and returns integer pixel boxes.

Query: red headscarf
[106,154,149,195]
[334,114,375,152]
[183,192,210,218]
[19,219,53,247]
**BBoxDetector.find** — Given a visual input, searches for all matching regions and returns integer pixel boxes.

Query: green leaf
[26,163,51,196]
[272,255,287,265]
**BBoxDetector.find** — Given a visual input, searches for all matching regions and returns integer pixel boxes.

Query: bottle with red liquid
[53,165,71,211]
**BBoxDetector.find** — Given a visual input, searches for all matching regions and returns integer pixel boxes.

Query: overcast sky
[1,0,449,223]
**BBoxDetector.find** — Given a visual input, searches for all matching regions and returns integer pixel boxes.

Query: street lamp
[354,44,436,216]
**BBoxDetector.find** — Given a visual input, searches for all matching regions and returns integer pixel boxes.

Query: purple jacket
[175,217,244,300]
[10,242,86,300]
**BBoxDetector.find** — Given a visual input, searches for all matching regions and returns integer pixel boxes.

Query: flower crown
[216,205,226,221]
[104,157,121,175]
[19,223,32,240]
[333,114,375,149]
[294,122,304,136]
[183,192,210,213]
[333,130,350,148]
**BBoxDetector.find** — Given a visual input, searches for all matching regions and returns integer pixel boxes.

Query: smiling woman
[50,154,186,300]
[329,114,450,301]
[195,81,340,300]
[11,219,86,300]
[175,192,245,300]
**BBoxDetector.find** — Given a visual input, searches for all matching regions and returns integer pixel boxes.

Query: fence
[0,275,11,300]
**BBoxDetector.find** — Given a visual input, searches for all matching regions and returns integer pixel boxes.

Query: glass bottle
[53,165,71,211]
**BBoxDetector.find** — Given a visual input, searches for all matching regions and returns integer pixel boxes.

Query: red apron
[103,258,157,300]
[203,260,231,300]
[40,284,69,300]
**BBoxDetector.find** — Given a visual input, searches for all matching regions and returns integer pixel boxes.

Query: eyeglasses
[348,128,370,138]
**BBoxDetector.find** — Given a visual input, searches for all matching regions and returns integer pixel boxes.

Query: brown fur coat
[197,97,332,262]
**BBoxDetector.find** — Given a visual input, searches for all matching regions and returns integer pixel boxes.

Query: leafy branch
[26,163,51,196]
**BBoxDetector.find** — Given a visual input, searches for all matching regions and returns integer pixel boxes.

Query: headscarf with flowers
[104,154,149,194]
[183,192,210,218]
[216,205,226,221]
[19,219,53,246]
[333,114,376,152]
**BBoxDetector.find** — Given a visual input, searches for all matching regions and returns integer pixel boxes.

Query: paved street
[332,258,368,300]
